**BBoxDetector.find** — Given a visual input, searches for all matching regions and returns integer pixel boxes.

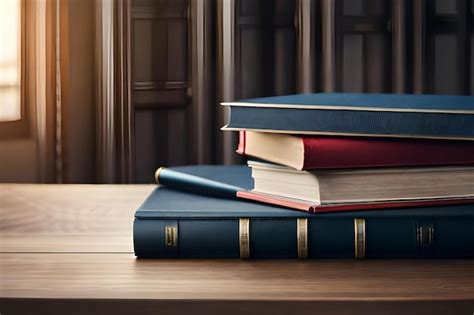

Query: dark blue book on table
[134,166,474,259]
[221,93,474,140]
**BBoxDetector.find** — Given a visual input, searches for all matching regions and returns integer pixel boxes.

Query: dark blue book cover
[222,93,474,140]
[134,166,474,259]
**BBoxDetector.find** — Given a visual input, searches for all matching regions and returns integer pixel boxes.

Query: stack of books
[134,93,474,259]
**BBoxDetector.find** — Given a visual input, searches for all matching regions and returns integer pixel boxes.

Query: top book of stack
[222,93,474,140]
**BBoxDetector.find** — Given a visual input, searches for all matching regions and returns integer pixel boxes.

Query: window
[0,0,22,122]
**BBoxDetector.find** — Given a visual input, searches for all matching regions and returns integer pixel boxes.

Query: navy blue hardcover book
[134,166,474,259]
[221,93,474,140]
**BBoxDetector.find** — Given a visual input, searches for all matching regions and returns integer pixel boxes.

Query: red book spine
[236,131,246,155]
[303,137,474,169]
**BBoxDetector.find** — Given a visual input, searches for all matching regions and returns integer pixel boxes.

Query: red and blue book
[134,93,474,259]
[152,94,474,213]
[227,92,474,212]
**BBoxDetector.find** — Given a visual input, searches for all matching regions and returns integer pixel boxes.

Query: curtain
[23,0,69,183]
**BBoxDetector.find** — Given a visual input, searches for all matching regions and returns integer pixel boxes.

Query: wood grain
[1,254,474,301]
[1,184,473,315]
[0,184,154,252]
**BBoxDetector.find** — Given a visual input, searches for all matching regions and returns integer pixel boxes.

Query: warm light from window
[0,0,21,122]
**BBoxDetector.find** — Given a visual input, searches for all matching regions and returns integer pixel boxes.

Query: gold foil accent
[239,218,250,259]
[165,226,178,247]
[154,167,165,184]
[297,218,308,259]
[354,218,366,259]
[416,226,434,247]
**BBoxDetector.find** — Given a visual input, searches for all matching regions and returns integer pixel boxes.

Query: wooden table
[1,184,473,315]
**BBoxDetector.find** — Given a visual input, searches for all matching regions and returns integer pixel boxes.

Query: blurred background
[0,0,473,184]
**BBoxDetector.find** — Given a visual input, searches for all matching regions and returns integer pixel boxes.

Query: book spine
[134,216,474,258]
[227,106,474,140]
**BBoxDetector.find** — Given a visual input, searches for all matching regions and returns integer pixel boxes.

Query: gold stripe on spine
[416,226,435,247]
[165,226,178,247]
[154,167,165,184]
[354,218,366,259]
[239,218,250,259]
[428,227,434,245]
[297,218,308,259]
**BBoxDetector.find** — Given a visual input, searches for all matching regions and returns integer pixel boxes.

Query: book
[222,93,474,140]
[249,160,474,204]
[134,165,474,259]
[237,131,474,170]
[154,165,474,213]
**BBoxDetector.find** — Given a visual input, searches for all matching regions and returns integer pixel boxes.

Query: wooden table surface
[1,184,473,315]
